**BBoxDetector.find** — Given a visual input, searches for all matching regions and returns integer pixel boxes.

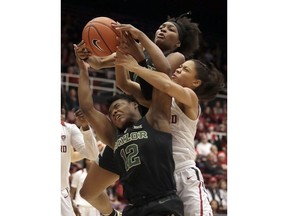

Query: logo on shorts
[92,39,104,52]
[61,135,66,140]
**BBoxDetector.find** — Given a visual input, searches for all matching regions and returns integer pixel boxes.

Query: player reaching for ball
[75,12,221,216]
[76,33,184,215]
[112,14,225,215]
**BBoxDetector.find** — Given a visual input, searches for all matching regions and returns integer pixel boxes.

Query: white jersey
[170,98,200,171]
[170,98,212,216]
[61,122,98,190]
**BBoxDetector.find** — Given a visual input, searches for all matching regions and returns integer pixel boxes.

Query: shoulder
[166,52,185,71]
[166,52,185,61]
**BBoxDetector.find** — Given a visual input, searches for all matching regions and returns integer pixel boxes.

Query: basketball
[82,17,119,57]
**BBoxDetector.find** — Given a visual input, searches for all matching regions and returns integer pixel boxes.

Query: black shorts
[97,145,120,175]
[123,194,184,216]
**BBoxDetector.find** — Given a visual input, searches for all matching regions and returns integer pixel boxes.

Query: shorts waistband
[129,190,176,206]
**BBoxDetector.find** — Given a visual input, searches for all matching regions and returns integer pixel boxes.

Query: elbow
[117,82,132,95]
[79,100,94,115]
[80,187,93,202]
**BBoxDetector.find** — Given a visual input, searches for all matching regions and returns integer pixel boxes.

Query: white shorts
[174,165,213,216]
[61,187,76,216]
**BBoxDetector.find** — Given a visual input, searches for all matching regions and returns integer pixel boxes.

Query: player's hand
[74,109,89,130]
[117,31,145,63]
[112,23,143,41]
[73,44,90,71]
[115,49,139,72]
[75,40,92,61]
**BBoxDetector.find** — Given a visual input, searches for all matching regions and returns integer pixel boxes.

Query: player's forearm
[115,65,132,93]
[132,65,172,93]
[137,32,170,74]
[88,53,115,70]
[78,68,94,112]
[81,128,99,160]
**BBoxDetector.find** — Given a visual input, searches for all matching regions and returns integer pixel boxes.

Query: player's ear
[192,79,202,88]
[176,40,181,48]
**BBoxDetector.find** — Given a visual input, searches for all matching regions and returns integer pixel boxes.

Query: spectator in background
[196,133,213,157]
[207,177,224,209]
[206,123,219,144]
[217,151,227,172]
[218,178,227,213]
[66,88,79,111]
[201,105,213,125]
[210,199,220,216]
[203,152,226,176]
[195,121,206,143]
[67,65,79,89]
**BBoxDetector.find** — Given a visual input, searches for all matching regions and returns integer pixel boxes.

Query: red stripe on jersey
[198,181,203,216]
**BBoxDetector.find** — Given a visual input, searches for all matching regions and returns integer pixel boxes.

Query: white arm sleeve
[80,126,99,160]
[70,124,99,160]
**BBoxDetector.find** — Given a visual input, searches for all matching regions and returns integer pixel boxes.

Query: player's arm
[113,23,170,74]
[74,40,115,70]
[116,51,171,132]
[69,124,97,160]
[115,64,151,108]
[71,148,84,162]
[74,44,117,149]
[122,60,198,109]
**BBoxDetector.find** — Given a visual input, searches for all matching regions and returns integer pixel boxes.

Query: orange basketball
[82,17,119,57]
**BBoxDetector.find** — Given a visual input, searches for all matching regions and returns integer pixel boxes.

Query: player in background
[61,89,99,216]
[70,158,101,216]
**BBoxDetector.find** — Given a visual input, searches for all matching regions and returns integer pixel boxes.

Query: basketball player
[115,50,225,216]
[75,12,214,216]
[113,16,222,215]
[61,91,99,216]
[76,33,184,216]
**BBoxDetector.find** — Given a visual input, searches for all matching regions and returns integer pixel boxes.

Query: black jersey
[132,52,154,103]
[98,145,120,175]
[114,117,176,205]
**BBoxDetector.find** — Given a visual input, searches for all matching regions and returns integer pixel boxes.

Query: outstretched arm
[112,23,170,74]
[74,40,115,71]
[115,53,198,110]
[115,63,151,109]
[74,44,117,149]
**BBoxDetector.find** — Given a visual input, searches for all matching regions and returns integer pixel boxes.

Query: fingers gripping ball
[82,17,119,57]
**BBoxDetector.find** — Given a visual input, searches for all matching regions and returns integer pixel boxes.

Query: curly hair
[192,60,225,101]
[168,11,201,59]
[106,93,139,109]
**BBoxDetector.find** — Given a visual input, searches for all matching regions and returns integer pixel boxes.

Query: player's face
[154,22,180,51]
[171,60,199,89]
[108,99,136,130]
